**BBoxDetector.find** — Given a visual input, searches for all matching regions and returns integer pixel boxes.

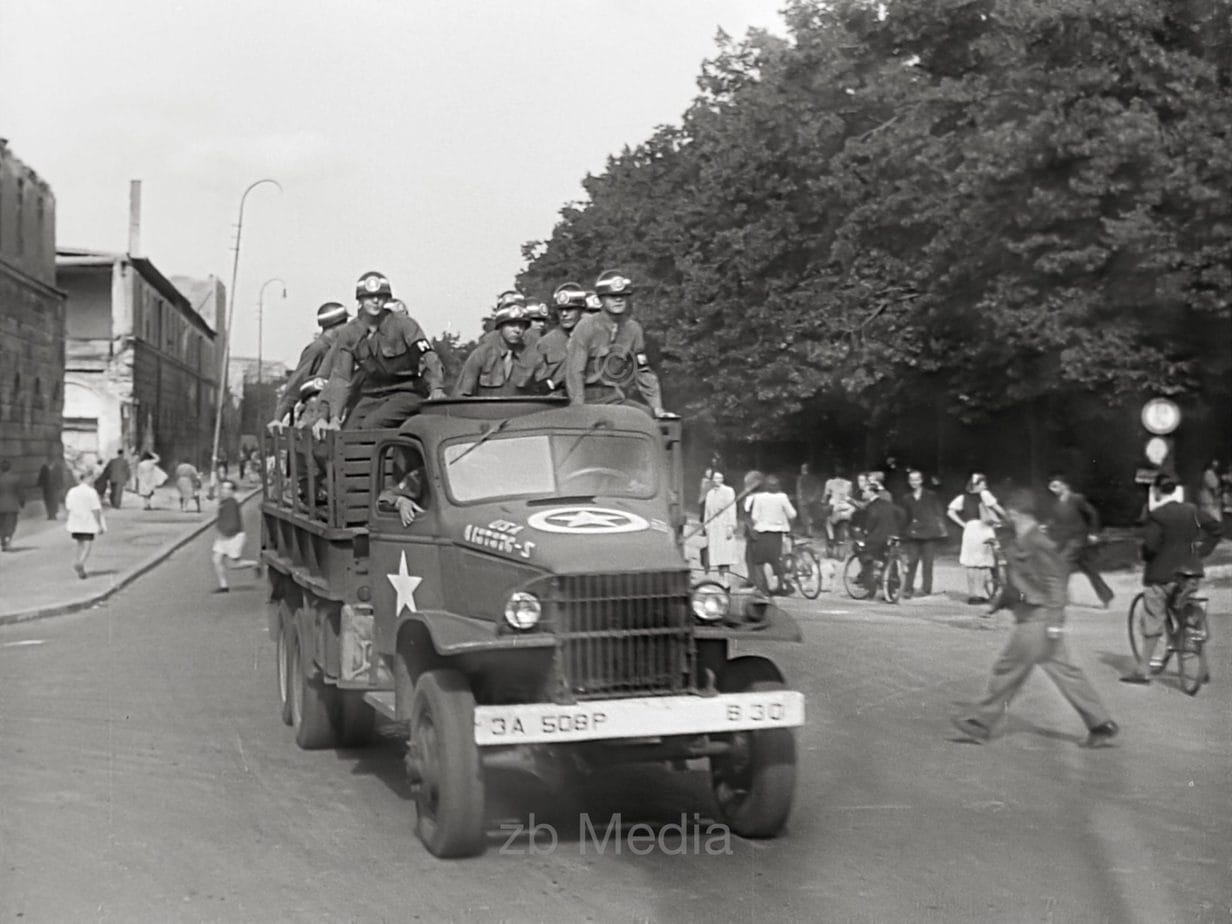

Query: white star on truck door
[387,551,423,616]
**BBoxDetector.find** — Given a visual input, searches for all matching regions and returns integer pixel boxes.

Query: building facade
[57,250,222,472]
[0,139,65,482]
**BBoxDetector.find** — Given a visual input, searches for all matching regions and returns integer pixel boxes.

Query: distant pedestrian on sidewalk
[947,473,1006,604]
[211,479,258,593]
[102,450,131,509]
[1045,473,1114,608]
[0,460,25,551]
[136,452,165,510]
[175,460,202,512]
[37,452,67,520]
[64,470,106,578]
[951,488,1118,748]
[899,468,947,597]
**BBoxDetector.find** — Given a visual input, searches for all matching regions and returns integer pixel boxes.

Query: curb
[0,488,261,628]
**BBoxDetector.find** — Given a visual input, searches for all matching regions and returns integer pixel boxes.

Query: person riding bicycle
[855,482,903,593]
[1121,473,1222,685]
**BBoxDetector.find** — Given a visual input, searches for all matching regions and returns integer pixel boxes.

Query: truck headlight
[690,582,729,622]
[504,591,541,630]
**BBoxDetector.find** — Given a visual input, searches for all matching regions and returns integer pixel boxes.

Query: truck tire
[408,669,486,858]
[710,656,796,839]
[276,601,294,726]
[339,691,376,748]
[289,627,341,750]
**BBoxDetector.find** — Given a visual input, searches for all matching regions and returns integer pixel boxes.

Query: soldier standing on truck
[565,269,671,416]
[534,282,587,396]
[455,302,545,397]
[312,271,447,434]
[270,301,349,429]
[524,300,550,337]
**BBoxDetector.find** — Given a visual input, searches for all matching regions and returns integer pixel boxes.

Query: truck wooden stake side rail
[261,397,805,858]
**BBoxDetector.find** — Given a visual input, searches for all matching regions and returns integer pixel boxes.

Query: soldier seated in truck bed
[377,445,426,527]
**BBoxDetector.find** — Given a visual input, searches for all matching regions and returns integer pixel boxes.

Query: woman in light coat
[703,471,739,588]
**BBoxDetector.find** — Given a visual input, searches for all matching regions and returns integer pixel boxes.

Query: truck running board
[363,691,397,720]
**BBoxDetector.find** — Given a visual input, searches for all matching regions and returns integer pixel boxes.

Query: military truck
[261,397,804,858]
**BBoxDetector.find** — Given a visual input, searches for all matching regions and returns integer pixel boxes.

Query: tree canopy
[517,0,1232,470]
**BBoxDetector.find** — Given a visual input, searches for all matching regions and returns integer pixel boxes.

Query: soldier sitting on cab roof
[312,271,447,435]
[269,300,350,430]
[565,269,674,417]
[455,297,546,397]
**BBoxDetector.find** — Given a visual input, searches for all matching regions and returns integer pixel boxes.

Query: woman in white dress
[136,451,166,510]
[702,471,739,588]
[947,472,1006,604]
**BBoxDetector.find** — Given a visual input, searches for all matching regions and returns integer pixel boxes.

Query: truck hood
[452,500,686,573]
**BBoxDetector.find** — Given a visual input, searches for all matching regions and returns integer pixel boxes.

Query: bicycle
[1127,575,1211,696]
[779,534,822,600]
[842,535,905,603]
[983,532,1007,604]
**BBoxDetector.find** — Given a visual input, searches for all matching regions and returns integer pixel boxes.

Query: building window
[35,194,44,260]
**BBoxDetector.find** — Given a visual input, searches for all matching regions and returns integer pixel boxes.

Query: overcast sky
[2,0,785,367]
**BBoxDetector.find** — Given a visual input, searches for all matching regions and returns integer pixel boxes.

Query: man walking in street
[211,479,259,593]
[0,460,24,551]
[103,450,131,510]
[1045,473,1114,608]
[951,488,1119,747]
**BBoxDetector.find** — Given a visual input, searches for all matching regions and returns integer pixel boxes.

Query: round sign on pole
[1141,398,1180,435]
[1144,437,1171,467]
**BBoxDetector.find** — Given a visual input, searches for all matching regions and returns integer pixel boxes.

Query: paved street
[1,501,1229,923]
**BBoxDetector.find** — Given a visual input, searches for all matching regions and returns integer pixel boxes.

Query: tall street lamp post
[257,276,287,424]
[209,178,281,481]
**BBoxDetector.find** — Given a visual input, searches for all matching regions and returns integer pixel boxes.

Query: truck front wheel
[709,656,796,838]
[408,669,486,858]
[289,627,340,750]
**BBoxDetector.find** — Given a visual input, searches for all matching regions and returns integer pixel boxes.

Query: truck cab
[262,397,804,858]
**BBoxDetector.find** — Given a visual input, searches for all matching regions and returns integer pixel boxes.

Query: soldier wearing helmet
[534,282,587,396]
[565,270,671,416]
[313,271,447,433]
[455,301,546,397]
[269,301,350,428]
[524,301,550,336]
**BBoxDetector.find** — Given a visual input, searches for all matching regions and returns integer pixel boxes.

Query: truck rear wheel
[276,602,294,726]
[408,669,486,858]
[710,656,796,838]
[289,627,341,750]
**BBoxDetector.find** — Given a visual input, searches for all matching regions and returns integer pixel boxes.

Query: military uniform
[319,312,444,429]
[565,311,664,411]
[455,335,544,397]
[277,329,342,424]
[534,325,572,395]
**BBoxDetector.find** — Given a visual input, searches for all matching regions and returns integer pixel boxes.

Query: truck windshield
[443,432,658,503]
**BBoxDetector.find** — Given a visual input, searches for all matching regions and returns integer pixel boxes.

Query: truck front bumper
[474,690,804,746]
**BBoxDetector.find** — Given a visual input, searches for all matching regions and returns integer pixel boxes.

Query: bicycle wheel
[882,555,904,604]
[792,547,822,599]
[843,554,872,600]
[1127,593,1147,664]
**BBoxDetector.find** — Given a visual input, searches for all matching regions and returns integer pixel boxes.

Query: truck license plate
[473,691,804,746]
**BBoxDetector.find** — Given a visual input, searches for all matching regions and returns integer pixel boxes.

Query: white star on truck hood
[387,551,423,616]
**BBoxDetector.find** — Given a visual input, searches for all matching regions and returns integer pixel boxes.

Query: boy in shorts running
[211,479,258,593]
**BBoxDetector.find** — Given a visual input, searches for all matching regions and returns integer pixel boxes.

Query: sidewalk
[0,480,261,626]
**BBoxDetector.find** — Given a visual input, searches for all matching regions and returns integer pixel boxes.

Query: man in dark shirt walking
[103,451,131,510]
[0,459,24,550]
[1045,473,1113,608]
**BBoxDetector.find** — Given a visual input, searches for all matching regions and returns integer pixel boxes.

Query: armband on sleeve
[636,352,649,368]
[416,339,433,354]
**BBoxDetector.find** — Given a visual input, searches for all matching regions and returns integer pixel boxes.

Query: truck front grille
[549,571,694,700]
